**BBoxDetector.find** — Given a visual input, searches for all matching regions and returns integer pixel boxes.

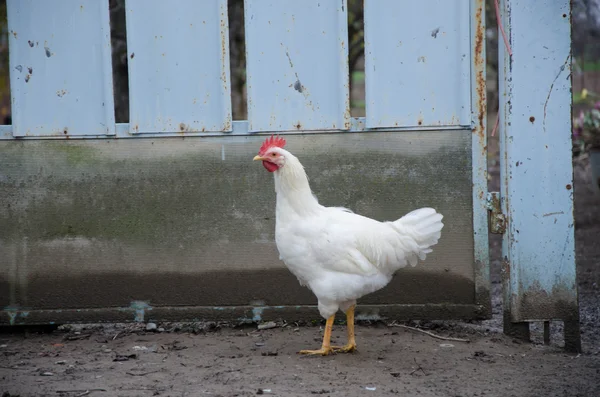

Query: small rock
[55,360,66,365]
[113,353,137,362]
[40,372,54,376]
[145,323,157,331]
[261,351,278,356]
[158,327,165,332]
[257,322,277,330]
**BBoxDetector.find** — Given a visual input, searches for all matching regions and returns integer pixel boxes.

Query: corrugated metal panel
[364,0,471,129]
[244,0,350,132]
[125,0,232,133]
[6,0,115,137]
[499,0,577,323]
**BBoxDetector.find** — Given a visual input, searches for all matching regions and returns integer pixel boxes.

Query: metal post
[499,0,580,352]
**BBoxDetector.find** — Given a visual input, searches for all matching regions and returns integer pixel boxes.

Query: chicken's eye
[271,153,277,157]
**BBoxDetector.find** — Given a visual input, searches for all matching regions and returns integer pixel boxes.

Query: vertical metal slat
[126,0,232,133]
[7,0,115,137]
[364,0,471,129]
[244,0,350,132]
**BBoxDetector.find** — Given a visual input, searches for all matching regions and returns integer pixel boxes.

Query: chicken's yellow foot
[299,315,335,356]
[298,346,335,356]
[332,305,357,353]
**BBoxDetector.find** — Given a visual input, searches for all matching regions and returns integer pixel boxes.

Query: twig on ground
[56,389,106,395]
[126,370,160,376]
[409,357,427,376]
[388,321,470,343]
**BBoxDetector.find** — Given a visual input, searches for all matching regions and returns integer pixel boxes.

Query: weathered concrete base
[0,267,485,325]
[0,132,489,325]
[1,303,488,327]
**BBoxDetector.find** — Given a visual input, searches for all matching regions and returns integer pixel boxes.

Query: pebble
[146,322,157,331]
[257,322,277,330]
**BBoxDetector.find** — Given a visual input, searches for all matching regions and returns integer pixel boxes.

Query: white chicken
[253,135,444,356]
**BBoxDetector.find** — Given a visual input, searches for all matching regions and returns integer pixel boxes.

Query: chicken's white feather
[268,148,444,319]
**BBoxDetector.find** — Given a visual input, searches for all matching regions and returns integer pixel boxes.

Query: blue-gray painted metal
[6,0,115,137]
[470,0,490,311]
[244,0,350,132]
[364,0,471,129]
[0,119,467,140]
[125,0,232,133]
[499,0,576,321]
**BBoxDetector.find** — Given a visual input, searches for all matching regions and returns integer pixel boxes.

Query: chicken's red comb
[258,135,286,155]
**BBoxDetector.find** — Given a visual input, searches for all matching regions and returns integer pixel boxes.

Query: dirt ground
[1,130,599,397]
[1,320,599,397]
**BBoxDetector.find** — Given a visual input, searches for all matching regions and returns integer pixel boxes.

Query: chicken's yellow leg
[299,315,335,356]
[333,305,357,353]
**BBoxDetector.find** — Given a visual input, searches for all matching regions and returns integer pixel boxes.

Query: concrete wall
[0,131,482,324]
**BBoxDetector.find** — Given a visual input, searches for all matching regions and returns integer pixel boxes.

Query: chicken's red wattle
[262,160,279,172]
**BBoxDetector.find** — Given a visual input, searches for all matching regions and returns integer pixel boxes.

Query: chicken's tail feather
[389,207,444,266]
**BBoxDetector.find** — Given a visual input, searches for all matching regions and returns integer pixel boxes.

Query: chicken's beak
[253,155,265,161]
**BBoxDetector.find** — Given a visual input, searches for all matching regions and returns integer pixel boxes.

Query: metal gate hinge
[486,192,506,234]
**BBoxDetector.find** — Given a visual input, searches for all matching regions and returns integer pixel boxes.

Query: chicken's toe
[298,347,335,356]
[332,343,357,353]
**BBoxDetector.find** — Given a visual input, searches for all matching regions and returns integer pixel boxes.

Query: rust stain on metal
[501,259,510,278]
[565,184,572,190]
[474,0,486,138]
[220,9,228,86]
[529,116,535,123]
[223,118,231,132]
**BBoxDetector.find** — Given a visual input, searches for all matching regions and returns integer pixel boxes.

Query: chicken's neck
[273,154,321,221]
